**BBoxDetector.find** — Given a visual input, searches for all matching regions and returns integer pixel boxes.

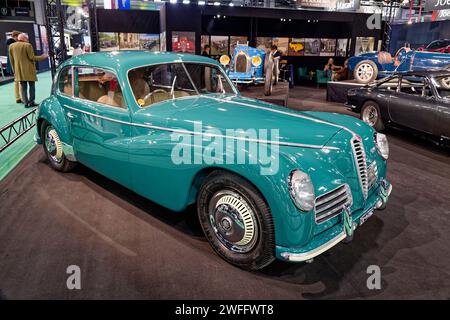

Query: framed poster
[336,39,348,57]
[39,26,48,53]
[304,38,321,56]
[288,38,305,56]
[139,34,160,51]
[272,37,288,55]
[355,37,375,55]
[210,36,229,56]
[172,31,195,53]
[33,24,41,51]
[160,31,166,52]
[256,37,272,52]
[320,39,336,56]
[119,33,140,50]
[99,32,119,51]
[201,35,210,51]
[230,36,248,54]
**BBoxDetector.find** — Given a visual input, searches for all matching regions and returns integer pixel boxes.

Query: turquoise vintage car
[35,51,392,270]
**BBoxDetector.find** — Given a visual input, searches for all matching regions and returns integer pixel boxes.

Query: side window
[378,76,398,91]
[75,67,125,109]
[57,67,73,96]
[128,63,195,107]
[399,76,429,96]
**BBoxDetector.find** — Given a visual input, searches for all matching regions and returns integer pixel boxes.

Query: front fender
[36,96,72,145]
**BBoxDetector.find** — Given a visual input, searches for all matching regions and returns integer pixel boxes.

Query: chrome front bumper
[277,181,392,263]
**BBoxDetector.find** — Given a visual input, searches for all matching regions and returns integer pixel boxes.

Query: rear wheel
[40,120,76,172]
[197,170,275,270]
[360,101,385,132]
[353,60,378,84]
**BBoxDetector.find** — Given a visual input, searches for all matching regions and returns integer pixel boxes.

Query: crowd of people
[5,30,48,107]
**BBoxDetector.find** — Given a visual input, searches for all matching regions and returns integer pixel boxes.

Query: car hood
[136,94,361,149]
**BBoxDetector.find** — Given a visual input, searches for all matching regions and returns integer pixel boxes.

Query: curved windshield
[128,63,236,108]
[183,63,236,95]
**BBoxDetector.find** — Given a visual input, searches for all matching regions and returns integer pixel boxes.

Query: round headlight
[251,56,262,67]
[375,133,389,160]
[288,170,315,212]
[219,55,230,66]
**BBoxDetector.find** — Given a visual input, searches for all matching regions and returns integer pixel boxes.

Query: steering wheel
[143,89,168,102]
[394,47,411,66]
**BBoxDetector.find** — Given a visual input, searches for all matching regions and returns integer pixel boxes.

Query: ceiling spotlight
[214,1,220,5]
[289,19,291,21]
[307,19,310,22]
[198,0,205,4]
[182,0,190,3]
[229,2,234,6]
[170,0,177,3]
[217,14,221,18]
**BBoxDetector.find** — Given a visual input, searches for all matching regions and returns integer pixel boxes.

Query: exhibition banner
[425,0,450,11]
[336,0,360,11]
[298,0,337,9]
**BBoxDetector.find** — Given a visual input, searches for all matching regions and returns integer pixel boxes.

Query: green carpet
[0,71,52,180]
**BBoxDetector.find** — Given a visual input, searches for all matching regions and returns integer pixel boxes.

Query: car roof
[59,51,220,73]
[394,70,450,78]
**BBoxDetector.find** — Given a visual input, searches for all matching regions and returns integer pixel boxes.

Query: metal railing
[0,108,37,153]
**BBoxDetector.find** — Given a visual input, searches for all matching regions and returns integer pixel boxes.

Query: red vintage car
[173,37,194,53]
[417,39,450,54]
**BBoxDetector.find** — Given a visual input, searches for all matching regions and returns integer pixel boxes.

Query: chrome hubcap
[45,126,63,163]
[208,190,258,253]
[357,63,374,82]
[362,105,378,127]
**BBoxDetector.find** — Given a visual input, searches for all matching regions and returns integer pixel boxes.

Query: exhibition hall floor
[1,87,450,299]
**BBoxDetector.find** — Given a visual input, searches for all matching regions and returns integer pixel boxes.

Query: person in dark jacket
[6,30,22,103]
[201,45,210,57]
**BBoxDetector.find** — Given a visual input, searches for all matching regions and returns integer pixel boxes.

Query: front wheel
[40,120,76,172]
[353,60,378,84]
[360,101,385,132]
[197,171,275,270]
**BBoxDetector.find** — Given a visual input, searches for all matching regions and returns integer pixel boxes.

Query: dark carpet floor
[1,86,450,299]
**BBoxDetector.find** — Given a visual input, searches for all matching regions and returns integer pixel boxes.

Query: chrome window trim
[71,65,128,111]
[62,104,338,150]
[56,66,74,98]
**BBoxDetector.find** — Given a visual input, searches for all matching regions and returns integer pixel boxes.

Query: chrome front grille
[315,184,352,224]
[367,161,378,189]
[351,138,368,199]
[235,53,250,73]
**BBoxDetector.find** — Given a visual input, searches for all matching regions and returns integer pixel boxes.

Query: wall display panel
[39,26,48,53]
[172,31,195,54]
[288,38,305,56]
[256,37,272,52]
[355,36,375,55]
[210,36,229,56]
[119,33,140,50]
[230,36,248,54]
[304,38,321,56]
[336,38,348,57]
[160,31,166,52]
[272,37,288,55]
[139,34,160,51]
[33,24,41,51]
[201,35,210,50]
[99,32,119,51]
[320,39,336,56]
